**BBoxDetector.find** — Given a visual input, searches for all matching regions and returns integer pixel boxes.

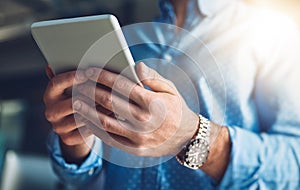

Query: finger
[46,65,55,79]
[88,126,150,156]
[137,62,177,95]
[77,93,113,116]
[83,119,152,156]
[77,83,145,124]
[85,122,134,148]
[73,100,136,139]
[96,104,113,116]
[44,70,88,103]
[85,67,147,106]
[60,126,93,146]
[45,98,74,122]
[52,114,85,135]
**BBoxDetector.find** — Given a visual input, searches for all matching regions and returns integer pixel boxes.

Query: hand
[44,66,94,164]
[73,62,199,157]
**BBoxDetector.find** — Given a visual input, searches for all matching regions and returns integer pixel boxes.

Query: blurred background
[0,0,299,190]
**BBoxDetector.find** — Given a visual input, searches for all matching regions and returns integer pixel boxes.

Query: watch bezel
[176,114,211,169]
[184,138,210,169]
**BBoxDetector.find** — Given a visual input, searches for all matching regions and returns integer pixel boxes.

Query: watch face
[185,139,209,169]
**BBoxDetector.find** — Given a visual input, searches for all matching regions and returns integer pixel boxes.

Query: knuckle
[50,72,75,91]
[82,85,94,96]
[134,147,147,157]
[100,117,109,129]
[135,134,147,145]
[135,111,151,123]
[61,135,74,146]
[53,118,75,134]
[81,107,90,117]
[44,111,51,121]
[98,71,110,83]
[77,102,89,116]
[101,94,113,108]
[52,123,63,134]
[97,71,104,81]
[49,78,63,93]
[143,94,153,105]
[65,72,75,81]
[43,85,53,103]
[49,78,58,90]
[130,84,138,95]
[75,113,87,124]
[45,109,56,122]
[115,78,128,90]
[43,93,49,104]
[62,134,82,146]
[131,85,145,102]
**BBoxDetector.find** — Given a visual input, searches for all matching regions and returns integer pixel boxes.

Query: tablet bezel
[31,14,141,84]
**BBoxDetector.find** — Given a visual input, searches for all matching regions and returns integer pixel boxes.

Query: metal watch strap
[195,115,210,143]
[176,114,211,168]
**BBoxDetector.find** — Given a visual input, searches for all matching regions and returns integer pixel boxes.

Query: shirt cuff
[47,131,103,185]
[218,126,262,189]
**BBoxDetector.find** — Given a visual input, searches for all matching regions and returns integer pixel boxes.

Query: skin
[170,0,188,28]
[44,66,95,164]
[43,0,231,182]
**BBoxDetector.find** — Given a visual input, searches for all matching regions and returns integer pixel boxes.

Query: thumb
[137,62,177,94]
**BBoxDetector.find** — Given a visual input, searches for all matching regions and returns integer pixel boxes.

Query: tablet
[31,14,141,84]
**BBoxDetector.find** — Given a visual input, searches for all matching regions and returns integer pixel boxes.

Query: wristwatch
[176,115,211,169]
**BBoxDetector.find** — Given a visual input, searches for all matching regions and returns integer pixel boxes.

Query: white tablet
[31,14,141,84]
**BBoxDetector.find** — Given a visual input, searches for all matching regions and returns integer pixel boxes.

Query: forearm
[200,122,300,189]
[200,124,231,182]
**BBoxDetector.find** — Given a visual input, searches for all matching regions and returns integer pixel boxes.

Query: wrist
[175,115,232,182]
[176,115,211,169]
[200,125,231,182]
[60,135,95,165]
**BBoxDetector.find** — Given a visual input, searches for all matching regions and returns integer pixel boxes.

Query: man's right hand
[44,66,94,165]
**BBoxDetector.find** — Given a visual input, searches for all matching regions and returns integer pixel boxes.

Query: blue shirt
[48,0,300,189]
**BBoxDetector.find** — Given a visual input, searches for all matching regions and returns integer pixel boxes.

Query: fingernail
[73,100,82,110]
[76,72,86,81]
[86,68,95,77]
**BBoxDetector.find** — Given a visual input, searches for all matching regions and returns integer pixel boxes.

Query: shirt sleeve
[219,13,300,189]
[47,131,103,188]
